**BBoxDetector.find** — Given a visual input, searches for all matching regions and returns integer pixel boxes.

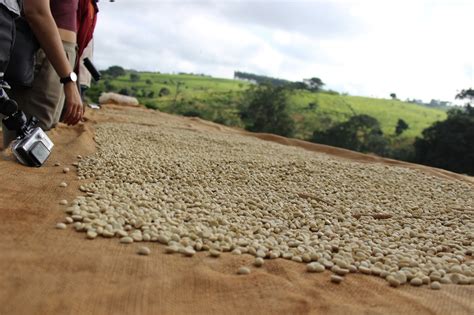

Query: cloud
[212,0,366,39]
[93,0,473,102]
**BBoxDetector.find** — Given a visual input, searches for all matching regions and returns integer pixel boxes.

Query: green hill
[289,92,446,139]
[87,72,447,141]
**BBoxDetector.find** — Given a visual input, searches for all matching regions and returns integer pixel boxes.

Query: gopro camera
[0,81,53,167]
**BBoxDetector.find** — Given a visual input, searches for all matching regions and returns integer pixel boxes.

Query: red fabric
[76,0,98,66]
[50,0,79,32]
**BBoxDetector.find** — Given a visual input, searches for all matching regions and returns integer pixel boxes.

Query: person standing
[3,0,83,148]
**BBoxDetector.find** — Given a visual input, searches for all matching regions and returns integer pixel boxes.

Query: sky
[93,0,473,103]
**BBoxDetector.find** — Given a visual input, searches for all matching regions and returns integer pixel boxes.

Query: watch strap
[60,72,77,84]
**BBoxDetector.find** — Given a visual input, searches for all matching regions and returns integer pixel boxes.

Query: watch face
[70,72,78,82]
[61,72,78,84]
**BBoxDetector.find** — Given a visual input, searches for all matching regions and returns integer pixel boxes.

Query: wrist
[60,72,77,84]
[63,81,74,91]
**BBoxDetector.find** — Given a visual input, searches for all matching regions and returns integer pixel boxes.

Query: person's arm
[23,0,83,126]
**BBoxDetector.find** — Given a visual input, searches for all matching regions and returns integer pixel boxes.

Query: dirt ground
[1,105,473,315]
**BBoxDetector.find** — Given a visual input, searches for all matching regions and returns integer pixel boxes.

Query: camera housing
[11,127,53,167]
[1,81,54,167]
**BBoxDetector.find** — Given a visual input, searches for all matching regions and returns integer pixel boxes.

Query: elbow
[22,2,48,22]
[22,10,38,23]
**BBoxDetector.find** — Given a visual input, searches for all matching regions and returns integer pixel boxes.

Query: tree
[158,87,170,97]
[103,65,125,78]
[130,73,140,82]
[456,88,474,103]
[287,81,307,90]
[104,80,115,92]
[308,101,318,110]
[234,71,291,86]
[239,83,295,137]
[304,77,325,92]
[414,104,474,175]
[312,114,388,155]
[172,81,184,107]
[390,93,397,100]
[395,118,409,135]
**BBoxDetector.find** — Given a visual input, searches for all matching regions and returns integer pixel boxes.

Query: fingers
[70,104,82,125]
[62,102,73,125]
[61,83,84,125]
[62,102,83,125]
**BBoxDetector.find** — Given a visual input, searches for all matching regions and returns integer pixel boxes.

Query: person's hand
[61,82,84,125]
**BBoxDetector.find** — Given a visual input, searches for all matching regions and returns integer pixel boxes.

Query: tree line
[234,71,326,92]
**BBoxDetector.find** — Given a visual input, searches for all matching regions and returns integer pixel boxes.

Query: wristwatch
[60,72,78,84]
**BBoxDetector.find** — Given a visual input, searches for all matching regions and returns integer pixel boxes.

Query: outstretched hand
[61,82,84,125]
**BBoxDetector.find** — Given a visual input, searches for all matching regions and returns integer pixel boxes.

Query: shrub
[414,105,474,175]
[312,114,388,155]
[118,88,130,96]
[159,87,171,97]
[130,73,140,82]
[239,83,295,137]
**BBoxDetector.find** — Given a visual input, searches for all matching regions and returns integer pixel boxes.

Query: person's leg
[8,41,76,132]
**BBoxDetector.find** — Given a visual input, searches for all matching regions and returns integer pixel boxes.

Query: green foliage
[234,71,291,86]
[130,73,140,82]
[239,83,295,137]
[305,77,325,92]
[102,65,125,78]
[390,93,397,100]
[395,118,409,135]
[456,88,474,101]
[312,114,389,156]
[86,81,104,102]
[144,101,159,110]
[104,80,116,92]
[158,87,170,97]
[118,88,129,96]
[182,109,202,118]
[290,92,446,140]
[414,105,474,175]
[287,81,308,90]
[308,101,318,110]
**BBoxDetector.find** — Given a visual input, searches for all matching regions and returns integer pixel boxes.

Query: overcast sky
[94,0,473,103]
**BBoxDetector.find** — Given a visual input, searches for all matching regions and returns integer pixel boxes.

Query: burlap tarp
[1,105,473,315]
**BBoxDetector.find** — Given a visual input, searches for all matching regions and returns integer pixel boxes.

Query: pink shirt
[50,0,79,32]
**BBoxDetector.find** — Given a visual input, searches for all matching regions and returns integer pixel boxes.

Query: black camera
[0,81,53,167]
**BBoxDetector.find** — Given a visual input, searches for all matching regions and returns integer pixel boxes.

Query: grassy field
[290,92,446,139]
[88,72,447,141]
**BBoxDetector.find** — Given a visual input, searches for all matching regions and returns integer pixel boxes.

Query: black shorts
[0,5,16,74]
